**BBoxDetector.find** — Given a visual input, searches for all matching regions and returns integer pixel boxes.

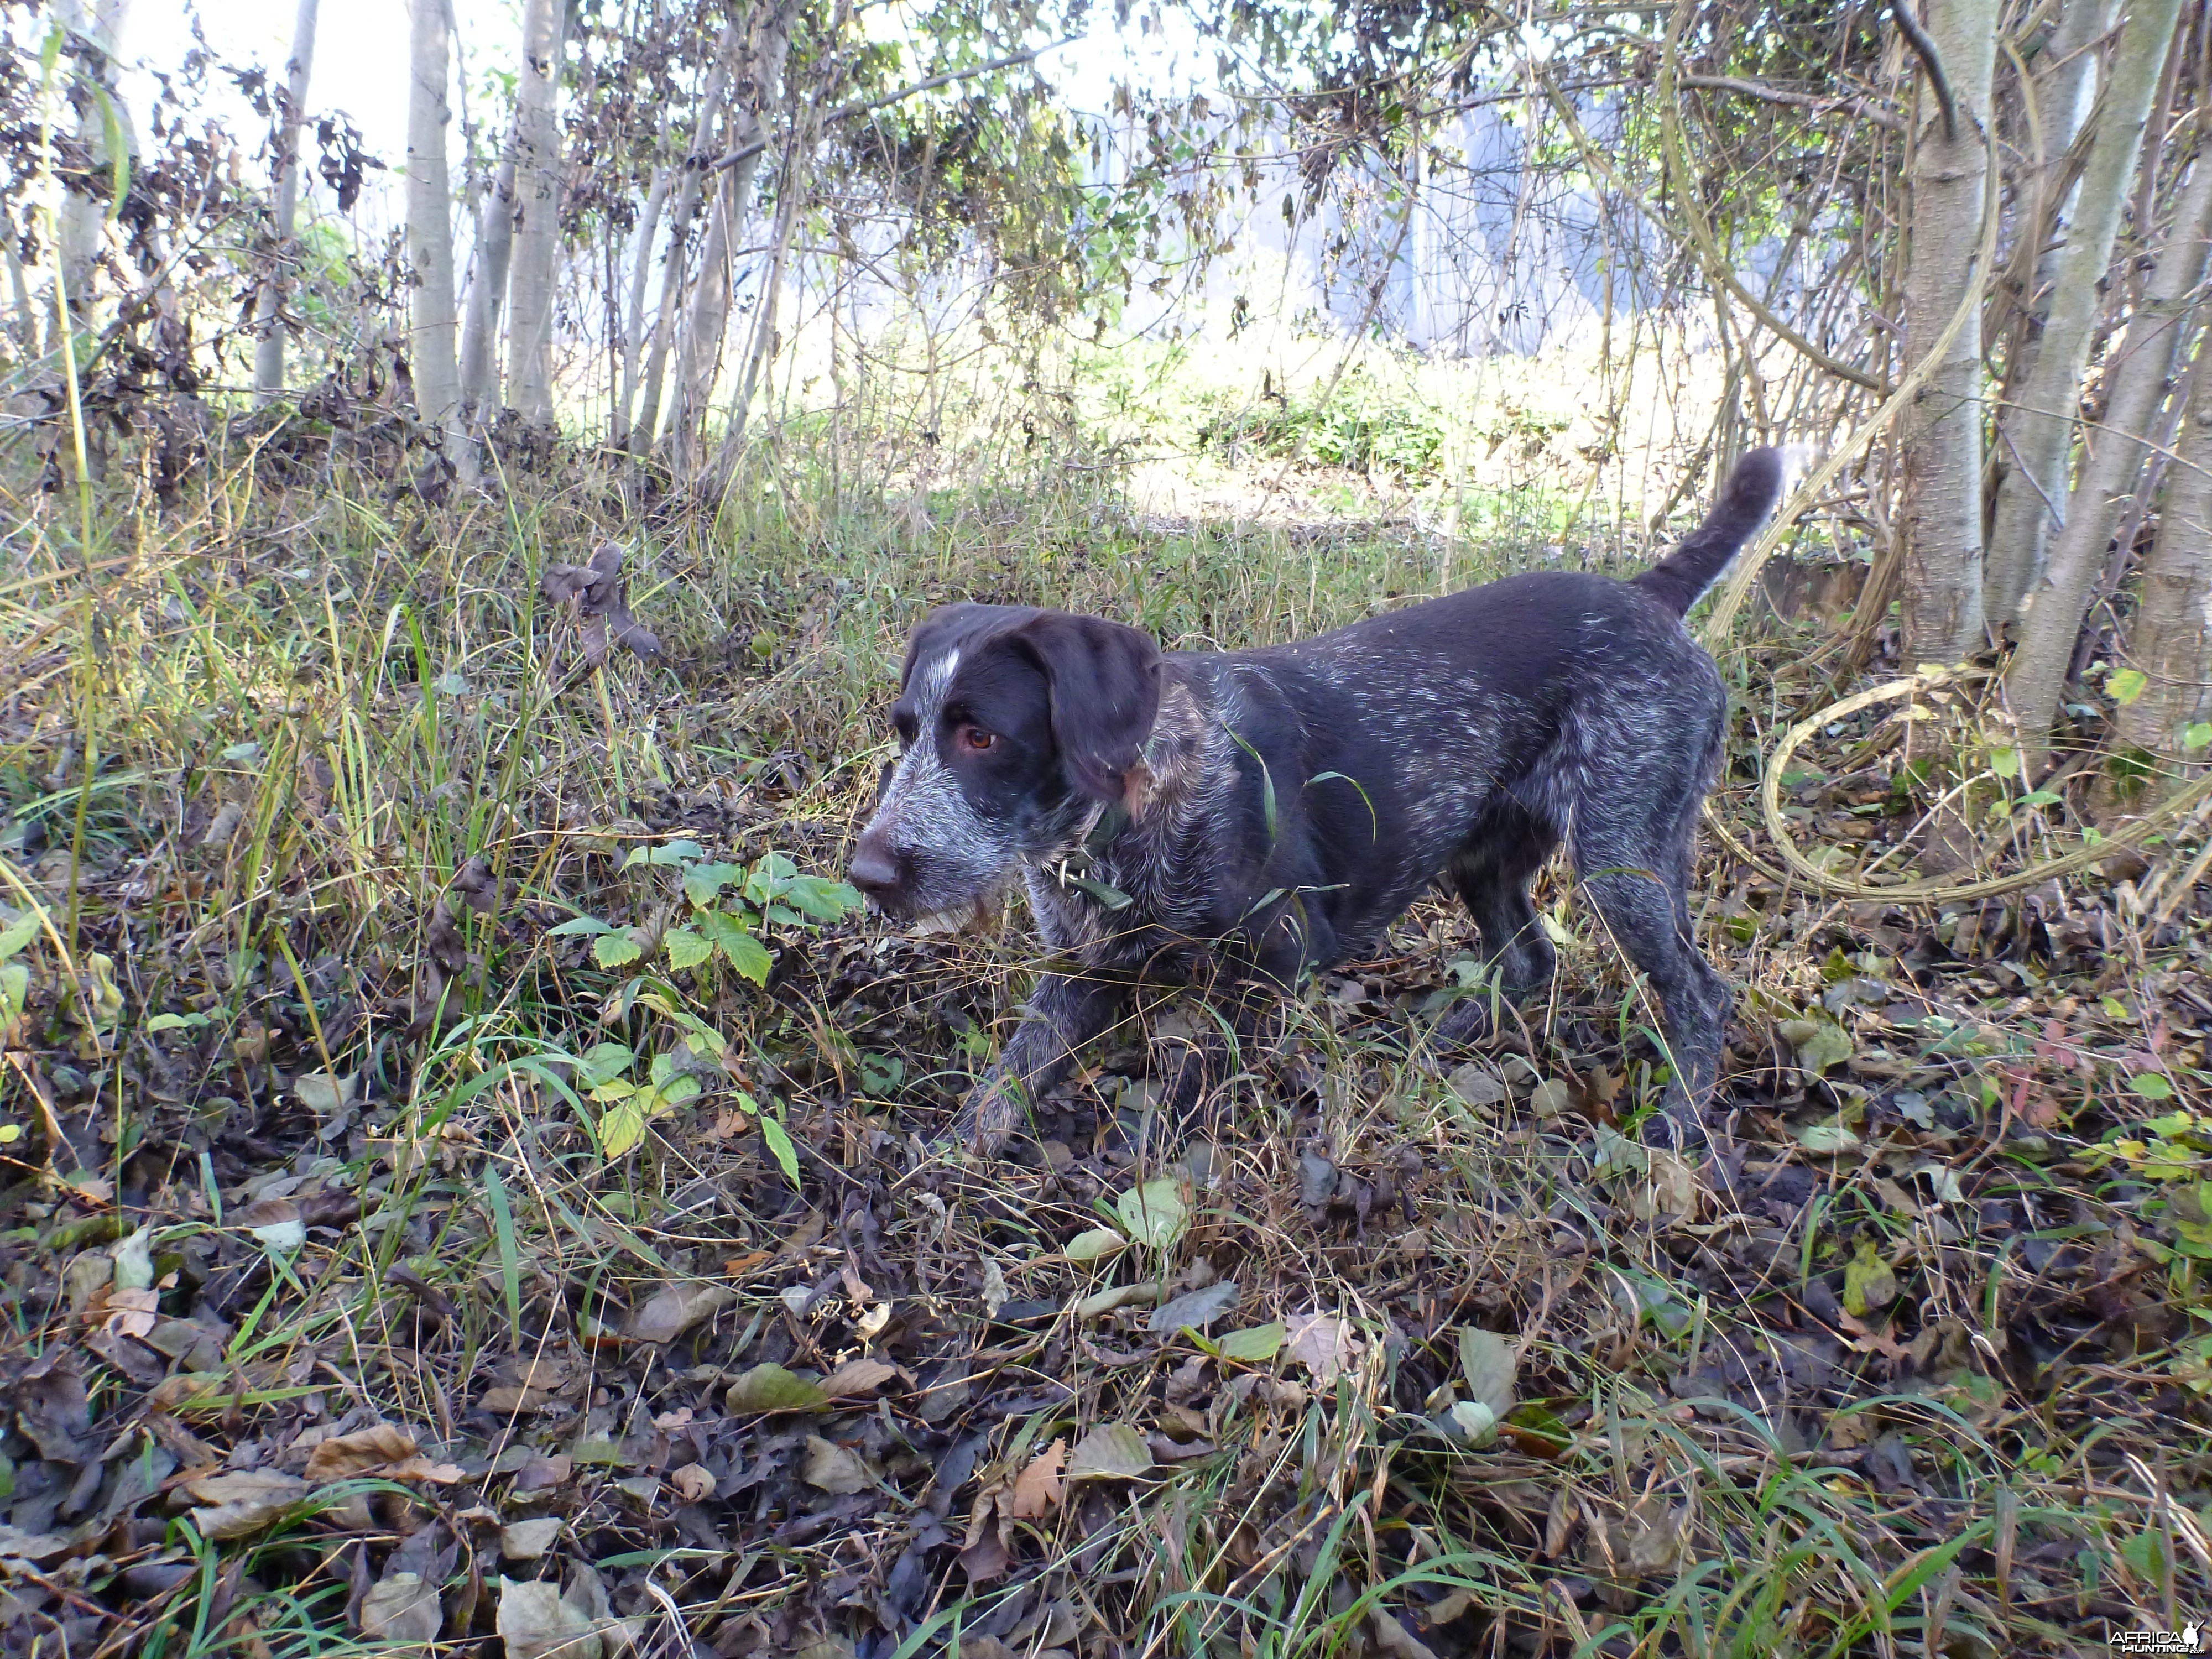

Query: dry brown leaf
[304,1422,420,1481]
[624,1281,737,1345]
[668,1462,716,1503]
[801,1435,876,1494]
[821,1357,899,1398]
[1005,1438,1066,1520]
[497,1576,603,1659]
[1286,1311,1356,1386]
[185,1469,310,1540]
[359,1572,443,1648]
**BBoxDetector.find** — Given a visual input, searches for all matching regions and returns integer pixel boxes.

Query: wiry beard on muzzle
[858,738,1026,925]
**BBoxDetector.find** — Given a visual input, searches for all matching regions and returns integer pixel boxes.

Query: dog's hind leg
[1570,812,1730,1151]
[1436,806,1559,1044]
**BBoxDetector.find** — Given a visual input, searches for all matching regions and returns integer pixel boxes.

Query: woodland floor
[0,431,2208,1659]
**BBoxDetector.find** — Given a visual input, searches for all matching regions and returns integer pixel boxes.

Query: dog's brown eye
[963,727,995,751]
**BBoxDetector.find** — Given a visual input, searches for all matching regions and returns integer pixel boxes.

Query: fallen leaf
[1114,1178,1189,1249]
[186,1468,310,1540]
[1216,1322,1285,1363]
[822,1357,899,1397]
[359,1572,442,1647]
[1067,1422,1152,1479]
[102,1286,159,1339]
[1065,1227,1128,1262]
[668,1463,717,1503]
[497,1576,604,1659]
[1447,1062,1506,1109]
[1149,1280,1241,1334]
[1006,1438,1067,1519]
[294,1072,358,1117]
[1286,1311,1356,1387]
[304,1423,420,1481]
[481,1385,554,1414]
[502,1517,564,1559]
[1793,1119,1862,1154]
[1843,1239,1900,1317]
[1458,1327,1517,1418]
[724,1363,829,1415]
[624,1281,737,1345]
[959,1531,1010,1583]
[802,1434,876,1494]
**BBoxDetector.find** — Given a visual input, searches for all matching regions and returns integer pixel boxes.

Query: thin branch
[712,39,1073,172]
[1893,0,1960,138]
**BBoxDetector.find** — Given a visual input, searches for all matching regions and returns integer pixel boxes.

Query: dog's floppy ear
[1006,612,1164,803]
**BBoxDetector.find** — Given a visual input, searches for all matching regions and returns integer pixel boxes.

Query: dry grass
[0,407,2206,1659]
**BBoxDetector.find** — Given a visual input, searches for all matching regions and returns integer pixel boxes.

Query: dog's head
[847,604,1163,921]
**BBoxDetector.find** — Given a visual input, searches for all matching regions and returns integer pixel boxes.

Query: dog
[849,448,1785,1154]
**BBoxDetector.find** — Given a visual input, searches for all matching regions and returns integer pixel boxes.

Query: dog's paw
[941,1074,1026,1159]
[1639,1101,1708,1154]
[1431,998,1496,1048]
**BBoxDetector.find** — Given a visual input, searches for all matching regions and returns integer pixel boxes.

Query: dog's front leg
[950,967,1127,1154]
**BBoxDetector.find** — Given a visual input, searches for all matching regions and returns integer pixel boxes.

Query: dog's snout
[847,830,902,902]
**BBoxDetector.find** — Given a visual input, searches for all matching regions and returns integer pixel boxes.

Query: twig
[1892,0,1960,139]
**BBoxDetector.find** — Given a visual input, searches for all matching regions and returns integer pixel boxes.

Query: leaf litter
[0,474,2205,1659]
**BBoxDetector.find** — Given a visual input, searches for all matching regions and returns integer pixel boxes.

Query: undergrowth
[0,418,2205,1659]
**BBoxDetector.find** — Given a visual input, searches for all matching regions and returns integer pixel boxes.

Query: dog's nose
[848,834,901,901]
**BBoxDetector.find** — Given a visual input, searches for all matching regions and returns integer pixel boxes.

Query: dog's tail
[1630,446,1787,616]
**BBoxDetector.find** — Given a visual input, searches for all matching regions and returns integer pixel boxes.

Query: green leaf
[759,1114,802,1188]
[682,863,745,909]
[1458,1327,1517,1418]
[1987,745,2021,779]
[781,875,865,921]
[483,1167,522,1335]
[2109,667,2149,705]
[2131,1072,2176,1100]
[0,914,38,959]
[1115,1178,1188,1250]
[2015,790,2063,808]
[1843,1238,1900,1318]
[713,916,772,985]
[1066,1227,1128,1262]
[146,1011,210,1032]
[594,931,645,968]
[2186,722,2212,752]
[1793,1119,1862,1154]
[1216,1322,1285,1363]
[597,1096,647,1159]
[577,1042,635,1088]
[724,1363,828,1415]
[664,927,713,969]
[548,914,614,937]
[1,964,27,1023]
[647,839,705,866]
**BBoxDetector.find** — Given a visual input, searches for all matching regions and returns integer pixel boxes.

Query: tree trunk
[2007,146,2212,760]
[2110,334,2212,780]
[663,2,794,469]
[713,111,810,479]
[251,0,316,403]
[613,164,669,448]
[502,0,566,429]
[457,145,517,430]
[1984,0,2178,627]
[1899,0,2002,666]
[55,0,133,338]
[405,0,462,439]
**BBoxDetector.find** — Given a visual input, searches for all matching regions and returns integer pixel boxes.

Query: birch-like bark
[1984,0,2179,625]
[502,0,565,427]
[405,0,462,438]
[456,144,517,426]
[613,164,668,447]
[2007,148,2212,759]
[251,0,315,403]
[1898,0,2002,665]
[2109,325,2212,781]
[663,2,795,468]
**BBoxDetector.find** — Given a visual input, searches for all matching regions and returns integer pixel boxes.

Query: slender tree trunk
[54,0,133,346]
[663,2,794,469]
[2110,331,2212,781]
[1899,0,2002,665]
[405,0,462,439]
[612,164,668,447]
[713,114,810,478]
[2007,147,2212,759]
[251,0,316,403]
[1984,0,2179,627]
[503,0,565,428]
[457,144,517,430]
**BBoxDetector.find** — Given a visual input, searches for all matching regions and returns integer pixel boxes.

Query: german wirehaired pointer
[849,448,1785,1153]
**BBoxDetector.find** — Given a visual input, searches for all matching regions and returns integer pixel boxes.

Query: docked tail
[1630,447,1787,616]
